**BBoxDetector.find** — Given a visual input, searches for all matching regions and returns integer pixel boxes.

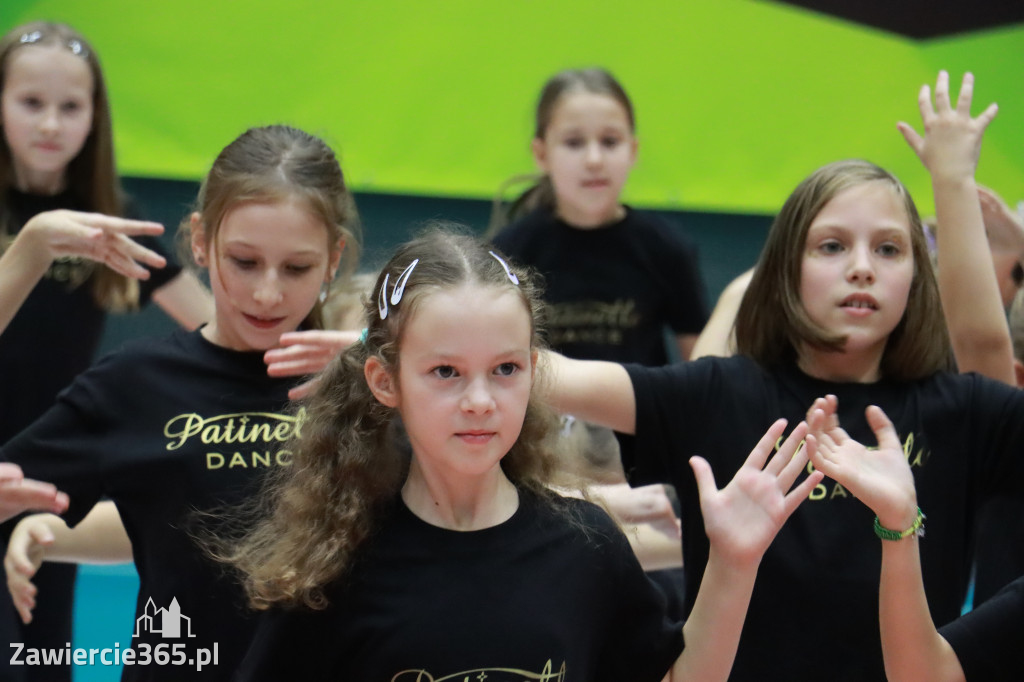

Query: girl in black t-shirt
[221,228,821,681]
[540,73,1019,681]
[2,124,359,681]
[0,21,213,681]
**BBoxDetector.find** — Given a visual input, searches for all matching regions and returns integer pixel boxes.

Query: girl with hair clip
[0,20,212,679]
[221,228,821,682]
[0,124,357,681]
[805,400,1023,681]
[540,71,1024,681]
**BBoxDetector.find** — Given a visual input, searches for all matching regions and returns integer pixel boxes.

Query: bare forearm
[879,538,965,682]
[36,503,133,564]
[672,550,758,681]
[934,176,1015,384]
[541,350,636,434]
[0,230,54,334]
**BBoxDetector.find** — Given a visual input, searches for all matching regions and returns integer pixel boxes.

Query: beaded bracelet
[873,508,926,541]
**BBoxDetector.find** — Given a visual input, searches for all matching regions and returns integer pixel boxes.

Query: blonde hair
[0,21,137,310]
[735,159,951,381]
[216,227,571,610]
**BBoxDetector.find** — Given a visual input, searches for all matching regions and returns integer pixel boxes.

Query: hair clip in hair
[378,273,390,319]
[17,31,87,57]
[489,251,519,285]
[390,259,418,305]
[377,259,419,320]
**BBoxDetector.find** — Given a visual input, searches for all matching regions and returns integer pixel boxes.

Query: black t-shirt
[235,490,684,682]
[940,575,1024,681]
[1,329,298,681]
[0,188,181,443]
[623,355,1024,681]
[492,207,707,365]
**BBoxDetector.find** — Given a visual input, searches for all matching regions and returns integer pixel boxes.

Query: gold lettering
[809,482,828,501]
[228,452,247,468]
[206,453,224,470]
[830,483,849,499]
[164,412,302,450]
[202,424,223,444]
[252,451,270,467]
[276,450,293,466]
[165,414,207,450]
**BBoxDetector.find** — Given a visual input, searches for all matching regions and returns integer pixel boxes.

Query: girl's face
[1,45,94,194]
[193,199,341,352]
[371,283,535,486]
[531,90,636,228]
[798,181,915,381]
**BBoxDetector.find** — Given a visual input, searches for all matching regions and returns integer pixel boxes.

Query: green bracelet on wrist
[873,507,926,541]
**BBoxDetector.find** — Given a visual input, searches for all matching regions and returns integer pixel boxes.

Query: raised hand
[264,329,361,399]
[897,71,997,185]
[690,419,824,568]
[22,209,167,280]
[807,402,918,531]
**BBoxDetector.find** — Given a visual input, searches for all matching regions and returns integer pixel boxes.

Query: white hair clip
[489,251,519,285]
[378,259,419,320]
[18,31,87,57]
[377,273,390,319]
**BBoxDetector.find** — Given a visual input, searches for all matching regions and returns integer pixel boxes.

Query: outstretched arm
[671,419,823,681]
[807,400,966,682]
[899,71,1010,384]
[0,210,166,335]
[540,350,637,434]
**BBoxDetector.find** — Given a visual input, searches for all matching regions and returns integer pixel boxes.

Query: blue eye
[819,241,844,255]
[877,243,901,257]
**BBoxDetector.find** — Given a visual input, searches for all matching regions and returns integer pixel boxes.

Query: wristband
[874,507,925,541]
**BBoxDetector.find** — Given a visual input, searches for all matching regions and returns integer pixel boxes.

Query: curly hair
[216,227,570,609]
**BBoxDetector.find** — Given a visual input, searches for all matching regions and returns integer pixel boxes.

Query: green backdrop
[4,0,1023,216]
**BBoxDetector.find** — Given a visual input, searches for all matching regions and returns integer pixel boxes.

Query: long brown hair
[735,159,951,381]
[0,21,136,310]
[217,228,566,610]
